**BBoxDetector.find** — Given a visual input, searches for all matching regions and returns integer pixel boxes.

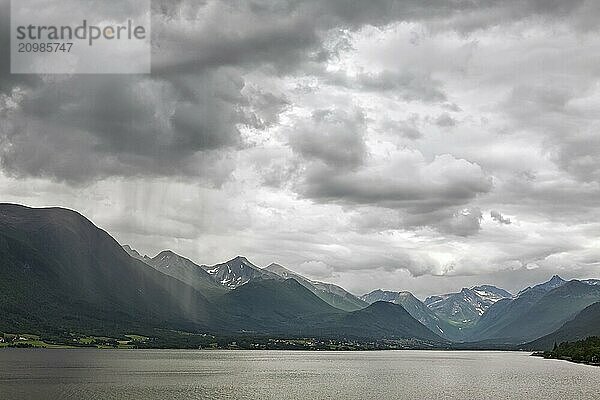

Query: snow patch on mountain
[202,256,280,289]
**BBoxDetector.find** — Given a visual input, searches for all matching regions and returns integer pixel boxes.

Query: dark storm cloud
[0,71,246,183]
[150,0,453,75]
[151,11,321,74]
[147,0,470,78]
[0,0,301,183]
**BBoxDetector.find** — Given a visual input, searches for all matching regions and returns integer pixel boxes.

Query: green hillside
[526,302,600,350]
[540,336,600,365]
[0,204,217,336]
[264,263,367,312]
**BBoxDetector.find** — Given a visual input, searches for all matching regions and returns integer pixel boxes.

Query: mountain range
[124,248,227,299]
[471,279,600,343]
[0,204,442,345]
[1,203,598,350]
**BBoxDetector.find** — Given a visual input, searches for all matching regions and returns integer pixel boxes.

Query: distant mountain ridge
[361,290,463,341]
[124,246,368,312]
[265,263,367,311]
[424,285,512,327]
[516,275,566,297]
[145,250,227,299]
[581,279,600,286]
[123,245,152,263]
[2,203,600,349]
[201,256,281,289]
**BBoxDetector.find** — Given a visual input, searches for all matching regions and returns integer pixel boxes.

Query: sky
[1,0,600,299]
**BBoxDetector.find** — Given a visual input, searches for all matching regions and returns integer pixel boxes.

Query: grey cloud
[0,120,236,185]
[439,207,483,237]
[434,112,457,127]
[151,0,449,75]
[378,115,423,140]
[503,85,574,128]
[254,150,303,188]
[315,0,594,32]
[325,70,446,103]
[242,86,290,129]
[349,207,403,233]
[557,133,600,183]
[3,0,598,85]
[0,0,269,184]
[496,171,600,224]
[356,71,446,102]
[428,0,595,33]
[298,153,492,218]
[0,71,247,183]
[295,260,335,280]
[398,125,423,140]
[152,10,321,75]
[284,240,443,278]
[260,162,300,188]
[288,108,367,169]
[490,210,512,225]
[443,103,462,112]
[501,84,600,185]
[170,101,242,151]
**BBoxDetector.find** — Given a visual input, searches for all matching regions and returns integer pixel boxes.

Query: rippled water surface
[0,350,598,399]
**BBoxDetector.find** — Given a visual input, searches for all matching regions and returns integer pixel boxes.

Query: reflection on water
[0,350,598,400]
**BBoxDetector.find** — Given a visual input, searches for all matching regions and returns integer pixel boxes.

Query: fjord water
[0,350,597,400]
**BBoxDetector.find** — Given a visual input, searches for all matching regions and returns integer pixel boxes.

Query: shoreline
[0,345,532,353]
[531,352,600,367]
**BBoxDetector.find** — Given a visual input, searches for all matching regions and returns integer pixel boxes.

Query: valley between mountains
[1,204,599,351]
